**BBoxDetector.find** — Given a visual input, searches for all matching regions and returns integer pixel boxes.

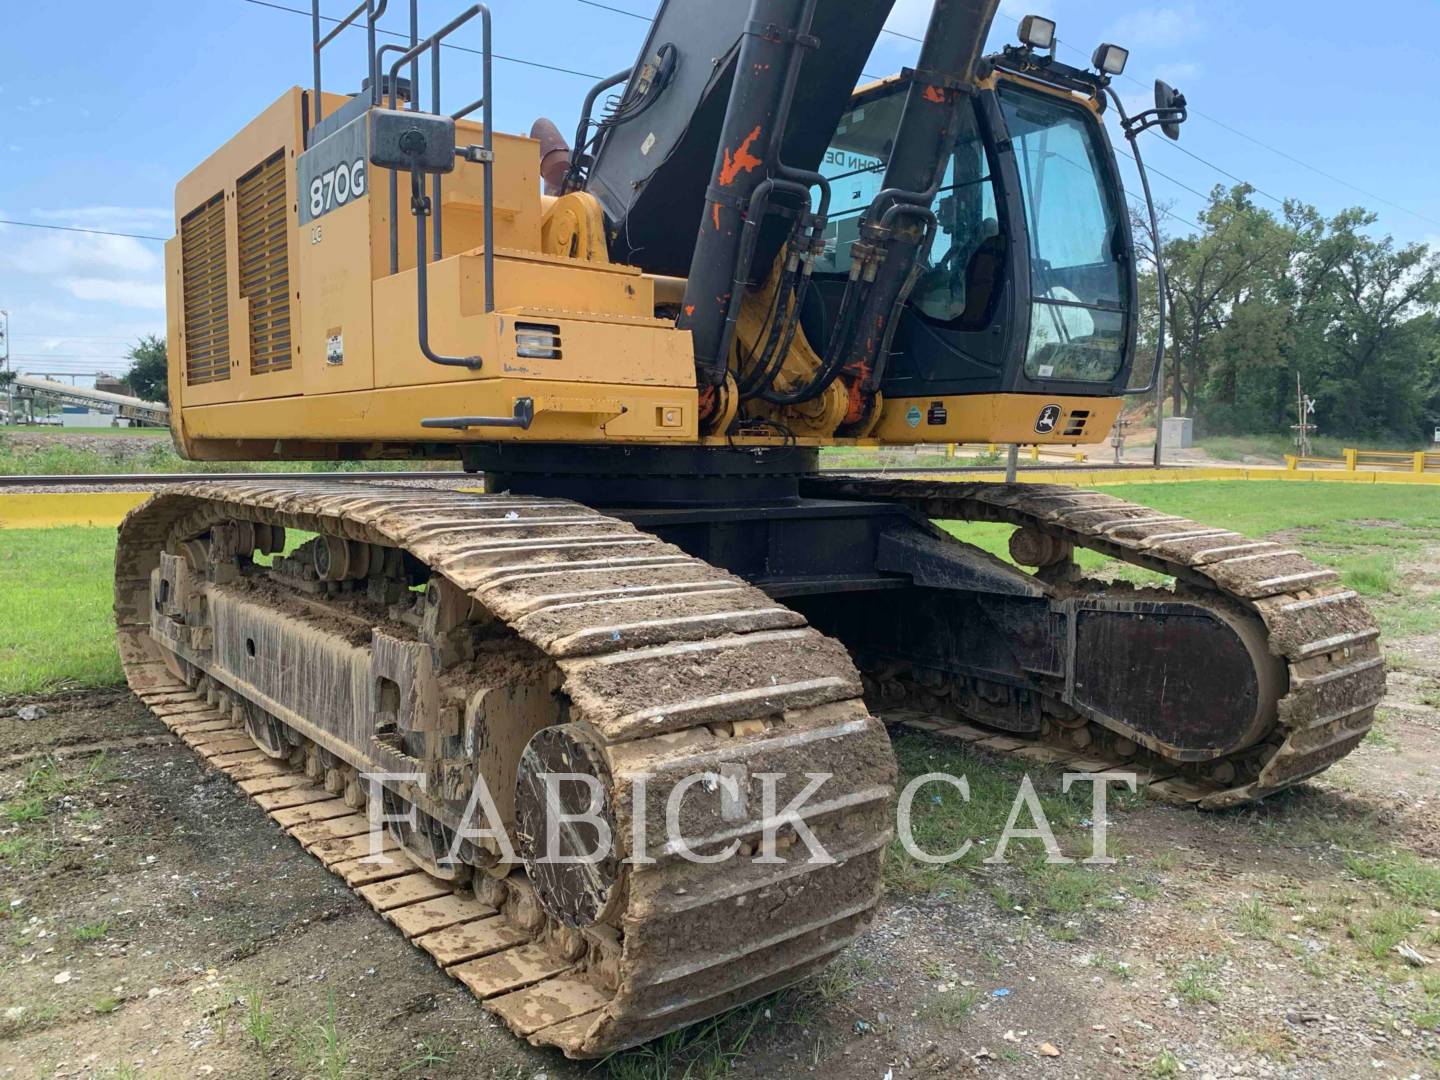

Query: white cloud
[0,207,169,362]
[1104,5,1201,50]
[0,229,160,285]
[58,278,166,310]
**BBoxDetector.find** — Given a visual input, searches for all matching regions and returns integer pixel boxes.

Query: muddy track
[806,478,1386,809]
[113,482,895,1059]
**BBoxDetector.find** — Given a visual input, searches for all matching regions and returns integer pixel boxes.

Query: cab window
[998,85,1128,383]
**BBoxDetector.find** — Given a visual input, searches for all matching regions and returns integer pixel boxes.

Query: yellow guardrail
[1286,448,1440,474]
[0,491,153,529]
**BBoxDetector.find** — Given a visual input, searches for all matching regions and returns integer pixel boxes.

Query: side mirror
[368,109,457,173]
[1154,80,1187,141]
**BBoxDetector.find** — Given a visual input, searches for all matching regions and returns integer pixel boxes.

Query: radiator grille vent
[237,150,292,375]
[179,191,230,385]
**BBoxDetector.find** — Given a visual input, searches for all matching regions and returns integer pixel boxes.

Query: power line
[573,0,648,19]
[1121,189,1201,235]
[247,0,1440,230]
[11,354,135,361]
[0,218,168,242]
[238,0,608,81]
[562,0,887,80]
[1172,106,1440,229]
[1114,147,1214,203]
[982,8,1440,231]
[1152,138,1288,208]
[12,333,141,342]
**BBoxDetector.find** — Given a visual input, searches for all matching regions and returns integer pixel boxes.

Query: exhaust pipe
[529,118,572,196]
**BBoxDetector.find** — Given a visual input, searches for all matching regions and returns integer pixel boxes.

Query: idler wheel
[515,724,623,928]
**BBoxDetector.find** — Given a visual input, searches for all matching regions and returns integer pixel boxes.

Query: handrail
[311,0,389,129]
[385,5,493,306]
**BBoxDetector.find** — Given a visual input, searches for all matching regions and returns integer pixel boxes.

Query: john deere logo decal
[1035,404,1063,435]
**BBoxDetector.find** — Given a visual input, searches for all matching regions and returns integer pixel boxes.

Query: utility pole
[0,310,11,426]
[1152,348,1166,467]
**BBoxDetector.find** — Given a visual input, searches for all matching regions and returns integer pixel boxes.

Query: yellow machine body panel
[164,86,1120,461]
[871,394,1123,445]
[165,88,700,460]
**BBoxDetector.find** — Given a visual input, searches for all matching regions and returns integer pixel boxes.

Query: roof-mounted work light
[1092,43,1129,76]
[1017,15,1056,51]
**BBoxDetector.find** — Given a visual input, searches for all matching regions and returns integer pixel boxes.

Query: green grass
[292,992,350,1079]
[1349,905,1426,962]
[1172,958,1224,1006]
[1055,481,1440,546]
[6,426,169,437]
[1345,851,1440,908]
[398,1038,456,1073]
[920,986,982,1024]
[4,479,1437,703]
[241,986,279,1056]
[1235,898,1276,939]
[942,481,1440,639]
[1092,954,1134,981]
[0,756,113,871]
[882,732,1153,924]
[884,731,1098,897]
[0,796,47,824]
[605,995,774,1080]
[1146,1050,1183,1078]
[0,834,55,866]
[0,528,125,694]
[71,920,110,942]
[0,430,462,477]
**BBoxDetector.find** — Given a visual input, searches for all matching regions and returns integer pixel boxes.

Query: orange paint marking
[923,85,946,104]
[712,202,722,231]
[684,304,696,317]
[718,126,764,186]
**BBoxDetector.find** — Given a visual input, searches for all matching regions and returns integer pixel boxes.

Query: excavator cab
[811,55,1138,426]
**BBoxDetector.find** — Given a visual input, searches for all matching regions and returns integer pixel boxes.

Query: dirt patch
[0,693,566,1079]
[3,687,1439,1079]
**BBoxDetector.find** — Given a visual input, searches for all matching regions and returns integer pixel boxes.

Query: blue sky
[2,0,1437,383]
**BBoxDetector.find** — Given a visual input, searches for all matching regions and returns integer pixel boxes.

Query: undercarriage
[113,468,1383,1055]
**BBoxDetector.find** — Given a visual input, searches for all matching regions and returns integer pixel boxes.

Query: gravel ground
[1,679,1437,1079]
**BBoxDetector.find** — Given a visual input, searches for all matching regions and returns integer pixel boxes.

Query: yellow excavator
[117,0,1384,1057]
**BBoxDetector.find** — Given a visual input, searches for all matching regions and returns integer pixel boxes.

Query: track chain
[115,482,894,1058]
[805,477,1386,809]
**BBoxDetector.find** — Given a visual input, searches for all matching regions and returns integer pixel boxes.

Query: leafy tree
[125,335,169,404]
[1162,185,1292,422]
[1142,184,1440,445]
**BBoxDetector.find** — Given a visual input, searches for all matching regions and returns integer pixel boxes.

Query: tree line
[1134,184,1440,445]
